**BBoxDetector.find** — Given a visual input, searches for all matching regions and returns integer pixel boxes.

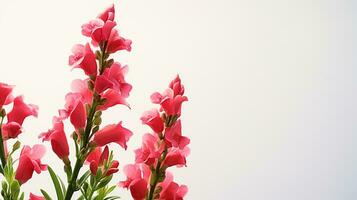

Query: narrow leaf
[48,166,64,200]
[40,189,53,200]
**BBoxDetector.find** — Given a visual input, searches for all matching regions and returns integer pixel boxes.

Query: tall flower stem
[64,97,98,200]
[64,44,107,200]
[0,116,7,171]
[147,147,167,200]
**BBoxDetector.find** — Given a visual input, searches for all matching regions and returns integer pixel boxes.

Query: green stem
[0,116,7,170]
[64,158,84,200]
[147,148,167,200]
[64,43,108,200]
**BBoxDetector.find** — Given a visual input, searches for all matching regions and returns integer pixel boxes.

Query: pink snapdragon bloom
[1,122,22,139]
[29,193,45,200]
[95,63,132,110]
[82,4,116,44]
[64,93,87,130]
[140,109,164,133]
[158,172,188,200]
[0,82,14,108]
[106,29,132,53]
[86,146,119,176]
[71,79,93,105]
[39,117,69,160]
[169,75,185,96]
[99,88,131,110]
[15,144,47,184]
[163,148,189,168]
[119,164,150,200]
[91,20,116,44]
[94,63,132,97]
[7,96,38,125]
[165,120,190,150]
[150,76,188,116]
[81,5,131,53]
[93,121,132,149]
[134,133,162,165]
[151,89,187,116]
[81,19,104,38]
[98,4,115,22]
[69,43,97,76]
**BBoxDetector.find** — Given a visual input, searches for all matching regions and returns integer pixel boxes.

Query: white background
[0,0,356,199]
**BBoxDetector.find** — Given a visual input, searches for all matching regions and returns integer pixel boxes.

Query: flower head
[0,82,14,108]
[165,120,190,150]
[86,146,119,176]
[69,43,97,76]
[93,121,132,149]
[15,144,47,184]
[39,117,69,160]
[119,164,150,200]
[140,109,164,133]
[7,96,38,125]
[98,4,115,22]
[158,172,188,200]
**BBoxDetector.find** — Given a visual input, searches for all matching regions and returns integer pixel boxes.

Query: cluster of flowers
[0,82,45,199]
[0,4,189,200]
[120,75,190,200]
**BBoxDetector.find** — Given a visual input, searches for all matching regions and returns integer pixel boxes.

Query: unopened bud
[87,80,94,91]
[95,50,102,60]
[93,117,102,126]
[12,141,21,152]
[106,59,114,67]
[0,109,6,118]
[94,111,102,118]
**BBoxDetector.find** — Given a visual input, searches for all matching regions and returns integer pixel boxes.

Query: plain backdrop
[0,0,356,199]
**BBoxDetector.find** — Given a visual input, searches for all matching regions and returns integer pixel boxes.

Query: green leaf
[19,192,24,200]
[96,176,112,190]
[40,189,53,200]
[48,166,64,200]
[105,186,116,196]
[58,176,67,194]
[104,196,120,200]
[78,170,91,187]
[10,180,20,198]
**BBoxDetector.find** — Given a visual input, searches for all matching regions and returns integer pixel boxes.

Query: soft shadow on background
[0,0,356,199]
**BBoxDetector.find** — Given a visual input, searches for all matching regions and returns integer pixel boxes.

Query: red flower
[86,146,119,176]
[91,20,116,44]
[93,121,132,149]
[15,145,47,184]
[64,93,87,130]
[163,148,189,168]
[95,63,132,96]
[7,96,38,125]
[106,29,132,54]
[165,120,190,150]
[69,43,97,76]
[169,75,185,96]
[140,109,164,133]
[119,164,150,200]
[98,4,115,22]
[0,82,13,108]
[71,79,93,105]
[1,122,22,139]
[29,193,45,200]
[39,117,69,160]
[134,133,162,165]
[159,172,188,200]
[151,89,187,116]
